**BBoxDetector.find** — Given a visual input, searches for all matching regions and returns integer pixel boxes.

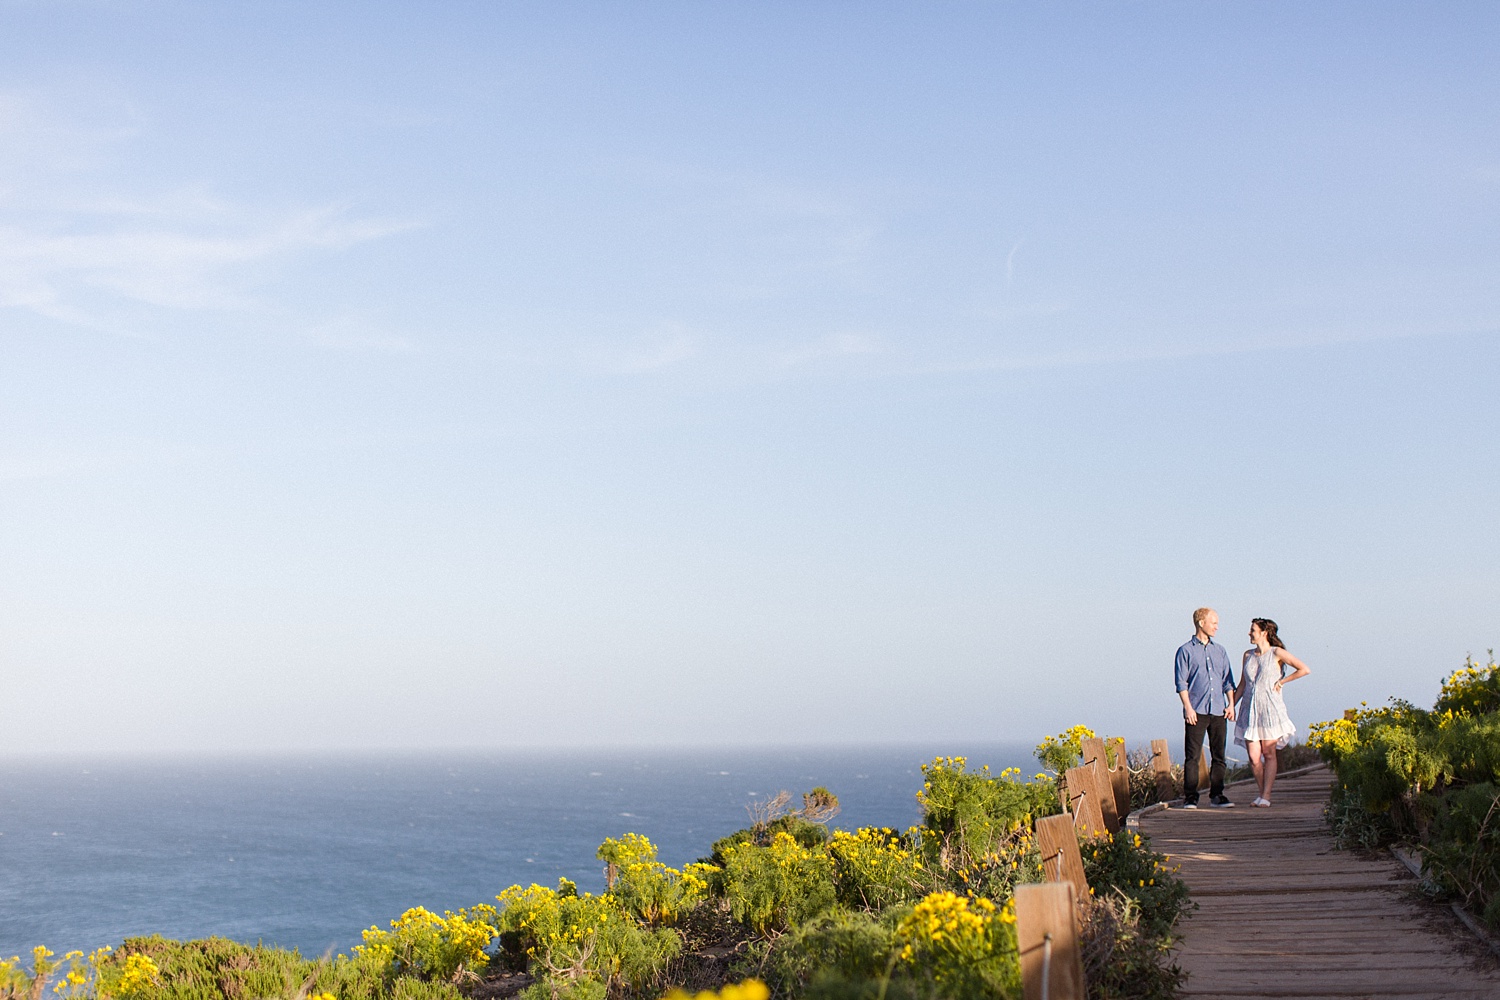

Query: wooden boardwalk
[1135,765,1500,999]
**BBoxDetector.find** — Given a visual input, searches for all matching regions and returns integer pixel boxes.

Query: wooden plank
[1035,812,1088,897]
[1136,765,1500,997]
[1016,882,1084,1000]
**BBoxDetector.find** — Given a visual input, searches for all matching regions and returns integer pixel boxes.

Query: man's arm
[1221,649,1237,721]
[1178,688,1198,727]
[1175,645,1197,726]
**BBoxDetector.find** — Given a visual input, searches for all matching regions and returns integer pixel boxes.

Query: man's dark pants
[1183,713,1227,804]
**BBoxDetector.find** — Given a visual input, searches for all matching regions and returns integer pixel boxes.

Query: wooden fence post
[1199,745,1211,790]
[1016,882,1084,1000]
[1150,739,1175,803]
[1063,762,1109,839]
[1035,812,1089,897]
[1079,737,1106,772]
[1106,736,1130,819]
[1078,741,1121,832]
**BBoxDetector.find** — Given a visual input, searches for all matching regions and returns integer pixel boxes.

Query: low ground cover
[3,738,1191,1000]
[1311,654,1500,930]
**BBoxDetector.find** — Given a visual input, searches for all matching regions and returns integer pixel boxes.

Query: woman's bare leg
[1260,740,1279,801]
[1246,741,1265,798]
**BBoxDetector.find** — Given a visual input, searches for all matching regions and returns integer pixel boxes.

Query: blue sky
[2,2,1497,752]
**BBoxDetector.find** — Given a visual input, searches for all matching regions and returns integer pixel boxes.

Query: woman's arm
[1273,650,1311,692]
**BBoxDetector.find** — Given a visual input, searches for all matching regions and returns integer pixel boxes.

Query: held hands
[1225,703,1236,722]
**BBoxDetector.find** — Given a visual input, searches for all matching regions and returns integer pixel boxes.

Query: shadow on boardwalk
[1137,765,1500,999]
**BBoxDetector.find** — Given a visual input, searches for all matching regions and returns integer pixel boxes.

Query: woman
[1233,618,1311,807]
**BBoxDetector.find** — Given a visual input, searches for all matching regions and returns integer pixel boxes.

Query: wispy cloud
[304,314,421,355]
[578,326,700,374]
[0,88,418,332]
[0,197,415,326]
[776,332,881,367]
[915,324,1500,377]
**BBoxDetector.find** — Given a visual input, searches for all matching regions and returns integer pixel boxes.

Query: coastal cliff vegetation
[2,737,1194,1000]
[1312,653,1500,931]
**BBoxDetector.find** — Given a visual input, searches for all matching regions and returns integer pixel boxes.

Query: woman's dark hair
[1252,618,1285,649]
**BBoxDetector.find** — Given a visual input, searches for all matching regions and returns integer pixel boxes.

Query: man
[1174,607,1237,808]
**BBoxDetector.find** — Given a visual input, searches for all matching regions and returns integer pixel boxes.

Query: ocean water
[0,742,1036,958]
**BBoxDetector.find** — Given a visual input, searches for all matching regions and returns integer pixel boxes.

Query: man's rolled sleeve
[1174,645,1191,694]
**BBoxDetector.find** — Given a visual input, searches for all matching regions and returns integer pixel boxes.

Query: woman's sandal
[1252,797,1271,807]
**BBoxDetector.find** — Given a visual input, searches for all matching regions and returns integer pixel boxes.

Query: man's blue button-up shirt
[1174,636,1237,716]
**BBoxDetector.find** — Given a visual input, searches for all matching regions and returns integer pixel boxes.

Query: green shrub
[1324,782,1396,849]
[0,937,465,1000]
[516,978,606,1000]
[494,882,679,995]
[1081,830,1192,941]
[1421,782,1500,930]
[719,831,838,933]
[1078,893,1184,1000]
[758,907,901,998]
[915,758,1059,872]
[956,825,1046,905]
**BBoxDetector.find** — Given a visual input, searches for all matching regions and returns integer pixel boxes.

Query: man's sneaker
[1210,795,1235,808]
[1180,801,1198,810]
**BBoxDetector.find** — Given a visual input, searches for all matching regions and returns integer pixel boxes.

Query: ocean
[0,742,1037,958]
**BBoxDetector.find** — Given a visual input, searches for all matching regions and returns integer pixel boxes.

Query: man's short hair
[1192,607,1216,628]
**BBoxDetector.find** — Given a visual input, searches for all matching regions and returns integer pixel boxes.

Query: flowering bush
[1436,653,1500,717]
[114,953,160,999]
[494,882,680,994]
[596,833,717,926]
[1,936,464,1000]
[719,831,838,933]
[827,827,929,910]
[660,978,769,1000]
[1033,725,1097,775]
[945,824,1045,905]
[0,946,104,1000]
[894,891,1018,998]
[355,906,497,982]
